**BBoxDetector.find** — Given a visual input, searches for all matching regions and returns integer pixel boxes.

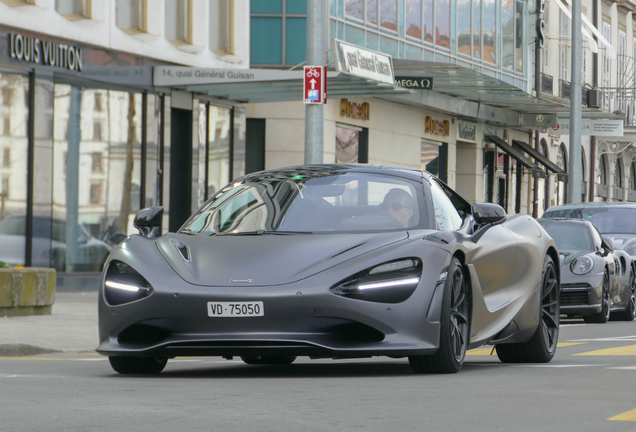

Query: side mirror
[472,202,507,225]
[601,236,614,253]
[133,206,164,238]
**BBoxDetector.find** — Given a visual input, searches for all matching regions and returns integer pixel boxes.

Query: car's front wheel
[409,256,469,374]
[108,356,168,374]
[496,255,559,363]
[240,356,297,365]
[614,267,636,321]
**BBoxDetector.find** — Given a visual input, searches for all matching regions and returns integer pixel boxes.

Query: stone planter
[0,268,56,317]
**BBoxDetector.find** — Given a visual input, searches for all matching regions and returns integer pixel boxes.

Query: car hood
[156,231,409,286]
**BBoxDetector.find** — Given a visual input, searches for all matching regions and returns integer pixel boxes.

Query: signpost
[333,39,395,85]
[303,66,326,104]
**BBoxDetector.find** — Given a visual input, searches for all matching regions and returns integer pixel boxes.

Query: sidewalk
[0,292,99,356]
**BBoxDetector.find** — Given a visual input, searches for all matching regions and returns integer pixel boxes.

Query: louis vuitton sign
[9,33,83,72]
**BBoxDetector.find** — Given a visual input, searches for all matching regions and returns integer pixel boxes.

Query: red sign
[303,66,326,104]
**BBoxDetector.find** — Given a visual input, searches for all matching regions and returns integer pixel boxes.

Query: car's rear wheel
[240,356,297,365]
[583,270,611,324]
[108,356,168,374]
[496,255,559,363]
[409,257,469,374]
[614,267,636,321]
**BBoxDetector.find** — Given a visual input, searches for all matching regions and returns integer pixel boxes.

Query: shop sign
[394,76,433,90]
[457,120,477,142]
[333,39,394,85]
[9,33,83,72]
[340,99,370,121]
[550,119,624,137]
[425,116,450,137]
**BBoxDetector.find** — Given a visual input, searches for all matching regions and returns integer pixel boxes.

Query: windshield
[543,207,636,234]
[539,221,594,254]
[181,172,425,235]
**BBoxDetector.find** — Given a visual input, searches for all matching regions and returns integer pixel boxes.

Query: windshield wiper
[263,230,314,235]
[215,230,314,236]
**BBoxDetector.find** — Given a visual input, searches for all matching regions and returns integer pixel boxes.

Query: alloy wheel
[449,266,469,364]
[540,262,559,354]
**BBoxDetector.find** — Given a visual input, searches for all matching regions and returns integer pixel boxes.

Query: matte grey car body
[537,218,635,322]
[97,165,560,374]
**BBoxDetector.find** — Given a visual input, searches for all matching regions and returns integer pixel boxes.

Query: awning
[484,135,545,177]
[392,60,622,120]
[153,67,411,103]
[511,140,568,181]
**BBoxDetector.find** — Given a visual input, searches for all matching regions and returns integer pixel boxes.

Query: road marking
[520,364,612,368]
[466,342,586,356]
[606,366,636,370]
[0,356,107,361]
[607,408,636,422]
[574,344,636,356]
[568,336,636,342]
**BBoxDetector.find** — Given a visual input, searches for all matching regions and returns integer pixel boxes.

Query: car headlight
[571,255,594,275]
[330,258,423,303]
[104,260,154,306]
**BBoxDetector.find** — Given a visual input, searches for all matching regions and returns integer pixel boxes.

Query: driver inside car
[380,188,415,228]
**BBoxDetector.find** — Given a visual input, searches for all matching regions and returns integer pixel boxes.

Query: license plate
[207,301,264,317]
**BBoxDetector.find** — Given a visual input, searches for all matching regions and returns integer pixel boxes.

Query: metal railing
[599,54,636,125]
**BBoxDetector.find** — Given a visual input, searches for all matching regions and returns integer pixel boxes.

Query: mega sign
[395,77,433,89]
[334,39,394,85]
[9,33,83,72]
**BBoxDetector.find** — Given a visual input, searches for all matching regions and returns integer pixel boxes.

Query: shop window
[250,3,306,66]
[90,182,103,204]
[165,0,190,43]
[91,152,103,173]
[200,103,231,200]
[3,148,10,168]
[421,140,448,183]
[210,0,231,53]
[336,124,368,164]
[541,140,549,211]
[56,0,91,19]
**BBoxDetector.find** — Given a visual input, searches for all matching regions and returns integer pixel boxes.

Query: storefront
[0,27,244,282]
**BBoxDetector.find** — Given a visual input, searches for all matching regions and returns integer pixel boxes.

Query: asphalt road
[1,320,636,432]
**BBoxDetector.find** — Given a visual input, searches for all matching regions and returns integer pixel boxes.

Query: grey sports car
[97,165,560,375]
[543,203,636,320]
[537,218,635,323]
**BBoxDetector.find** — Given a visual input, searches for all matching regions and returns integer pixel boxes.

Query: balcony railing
[541,73,553,95]
[560,79,570,99]
[599,54,636,126]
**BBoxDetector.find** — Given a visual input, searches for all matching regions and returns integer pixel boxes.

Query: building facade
[0,0,249,279]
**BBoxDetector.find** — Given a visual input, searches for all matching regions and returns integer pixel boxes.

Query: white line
[519,364,612,368]
[567,336,636,342]
[606,366,636,370]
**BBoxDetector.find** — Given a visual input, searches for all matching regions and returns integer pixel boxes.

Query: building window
[602,22,611,110]
[251,1,307,66]
[2,148,10,168]
[94,93,103,112]
[56,0,91,19]
[93,122,103,141]
[91,152,103,173]
[2,117,9,136]
[1,178,8,198]
[615,158,623,188]
[165,0,190,43]
[90,182,103,204]
[210,0,231,53]
[2,88,12,106]
[559,10,569,81]
[116,0,146,33]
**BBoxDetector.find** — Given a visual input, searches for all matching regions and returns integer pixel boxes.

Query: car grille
[560,290,589,306]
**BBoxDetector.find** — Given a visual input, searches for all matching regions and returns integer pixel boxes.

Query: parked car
[98,164,560,375]
[543,203,636,320]
[537,218,636,322]
[0,214,112,272]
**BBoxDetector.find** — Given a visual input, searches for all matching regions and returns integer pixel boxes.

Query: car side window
[590,226,603,250]
[429,180,462,231]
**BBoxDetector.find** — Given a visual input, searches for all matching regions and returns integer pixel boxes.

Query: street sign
[303,66,326,104]
[333,39,395,85]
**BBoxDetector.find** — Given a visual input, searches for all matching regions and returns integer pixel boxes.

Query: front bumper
[559,281,603,316]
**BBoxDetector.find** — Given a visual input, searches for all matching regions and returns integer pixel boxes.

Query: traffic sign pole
[304,0,325,165]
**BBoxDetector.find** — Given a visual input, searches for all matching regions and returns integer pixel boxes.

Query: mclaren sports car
[97,165,560,374]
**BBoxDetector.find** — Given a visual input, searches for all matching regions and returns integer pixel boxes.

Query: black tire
[409,257,469,374]
[240,356,297,365]
[108,356,168,374]
[583,270,611,324]
[497,255,559,363]
[614,268,636,321]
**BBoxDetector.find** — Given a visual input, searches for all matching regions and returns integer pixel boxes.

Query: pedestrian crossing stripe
[574,344,636,356]
[466,342,586,356]
[607,408,636,421]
